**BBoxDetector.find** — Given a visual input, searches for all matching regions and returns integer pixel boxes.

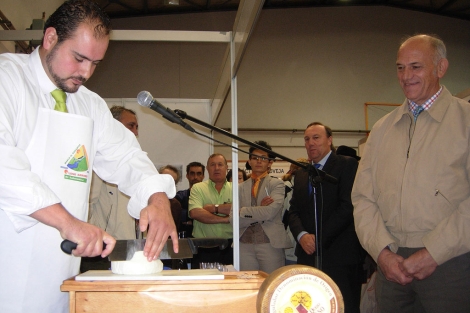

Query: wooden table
[61,271,267,313]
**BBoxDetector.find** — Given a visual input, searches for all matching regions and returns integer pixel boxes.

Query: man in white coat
[0,1,178,312]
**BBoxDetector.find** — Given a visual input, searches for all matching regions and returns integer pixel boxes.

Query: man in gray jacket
[83,107,141,272]
[232,141,291,273]
[88,106,139,241]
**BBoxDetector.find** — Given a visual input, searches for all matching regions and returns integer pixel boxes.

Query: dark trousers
[297,255,363,313]
[376,248,470,313]
[191,239,233,269]
[322,263,363,313]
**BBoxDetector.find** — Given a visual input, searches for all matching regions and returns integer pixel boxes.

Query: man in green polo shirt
[189,153,233,266]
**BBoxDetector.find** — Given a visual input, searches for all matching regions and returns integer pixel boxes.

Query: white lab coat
[0,49,175,313]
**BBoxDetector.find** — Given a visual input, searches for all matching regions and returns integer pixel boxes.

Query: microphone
[304,163,338,184]
[313,167,338,184]
[137,91,195,132]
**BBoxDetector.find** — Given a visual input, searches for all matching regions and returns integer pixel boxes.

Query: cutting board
[76,269,224,281]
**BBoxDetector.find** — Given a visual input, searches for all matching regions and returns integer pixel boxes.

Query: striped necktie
[51,89,68,113]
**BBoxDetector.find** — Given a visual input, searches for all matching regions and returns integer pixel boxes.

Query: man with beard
[0,1,177,312]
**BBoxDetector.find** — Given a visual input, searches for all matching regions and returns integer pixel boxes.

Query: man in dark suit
[175,161,205,236]
[289,122,365,313]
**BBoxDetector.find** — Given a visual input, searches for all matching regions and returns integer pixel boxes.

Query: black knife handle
[61,239,77,254]
[60,239,107,255]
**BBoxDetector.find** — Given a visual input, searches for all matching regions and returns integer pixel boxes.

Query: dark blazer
[288,152,365,266]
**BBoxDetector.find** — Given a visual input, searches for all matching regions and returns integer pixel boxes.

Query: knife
[60,237,229,261]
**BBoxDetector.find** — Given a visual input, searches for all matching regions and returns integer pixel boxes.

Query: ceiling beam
[0,9,31,53]
[0,29,230,43]
[110,30,230,42]
[210,0,265,124]
[439,0,459,12]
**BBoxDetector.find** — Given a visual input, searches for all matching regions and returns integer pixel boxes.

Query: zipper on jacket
[407,114,414,158]
[435,189,451,204]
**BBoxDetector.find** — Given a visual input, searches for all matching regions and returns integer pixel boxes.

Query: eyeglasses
[250,155,270,162]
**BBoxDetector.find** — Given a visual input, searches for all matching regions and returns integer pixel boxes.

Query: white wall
[83,7,470,129]
[221,6,470,129]
[89,6,470,161]
[1,0,62,52]
[3,3,470,163]
[104,98,212,191]
[214,127,369,162]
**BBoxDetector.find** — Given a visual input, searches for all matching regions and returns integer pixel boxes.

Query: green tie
[51,89,68,113]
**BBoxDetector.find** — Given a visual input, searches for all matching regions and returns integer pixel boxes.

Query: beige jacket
[352,87,470,265]
[88,172,136,239]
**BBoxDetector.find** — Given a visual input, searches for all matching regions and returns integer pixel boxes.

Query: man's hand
[139,192,178,261]
[377,247,413,285]
[63,220,116,258]
[260,196,274,206]
[31,203,116,258]
[299,233,316,255]
[400,248,438,280]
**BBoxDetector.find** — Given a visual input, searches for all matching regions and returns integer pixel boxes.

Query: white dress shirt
[0,48,175,231]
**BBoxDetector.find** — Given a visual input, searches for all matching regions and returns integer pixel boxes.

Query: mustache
[70,76,87,83]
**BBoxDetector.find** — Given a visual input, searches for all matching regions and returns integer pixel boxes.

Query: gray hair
[158,164,181,182]
[401,34,447,65]
[110,106,136,121]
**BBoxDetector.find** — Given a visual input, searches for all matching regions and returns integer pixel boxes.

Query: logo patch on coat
[62,144,89,183]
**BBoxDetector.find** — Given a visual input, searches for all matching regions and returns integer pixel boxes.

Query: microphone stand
[174,110,336,182]
[173,110,337,271]
[310,173,322,270]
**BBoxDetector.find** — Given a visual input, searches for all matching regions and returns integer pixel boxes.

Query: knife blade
[60,238,188,261]
[60,237,229,261]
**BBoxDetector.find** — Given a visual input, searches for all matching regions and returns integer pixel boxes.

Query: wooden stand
[61,271,267,313]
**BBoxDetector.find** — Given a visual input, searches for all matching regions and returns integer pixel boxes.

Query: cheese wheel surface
[111,251,163,275]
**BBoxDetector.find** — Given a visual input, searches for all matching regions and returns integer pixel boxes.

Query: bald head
[396,34,449,104]
[110,106,139,136]
[399,35,446,66]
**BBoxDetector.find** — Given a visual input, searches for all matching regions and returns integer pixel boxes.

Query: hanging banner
[228,160,291,180]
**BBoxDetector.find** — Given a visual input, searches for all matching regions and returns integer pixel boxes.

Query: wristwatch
[214,204,219,215]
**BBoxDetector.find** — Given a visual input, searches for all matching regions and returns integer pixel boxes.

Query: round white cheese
[111,251,163,275]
